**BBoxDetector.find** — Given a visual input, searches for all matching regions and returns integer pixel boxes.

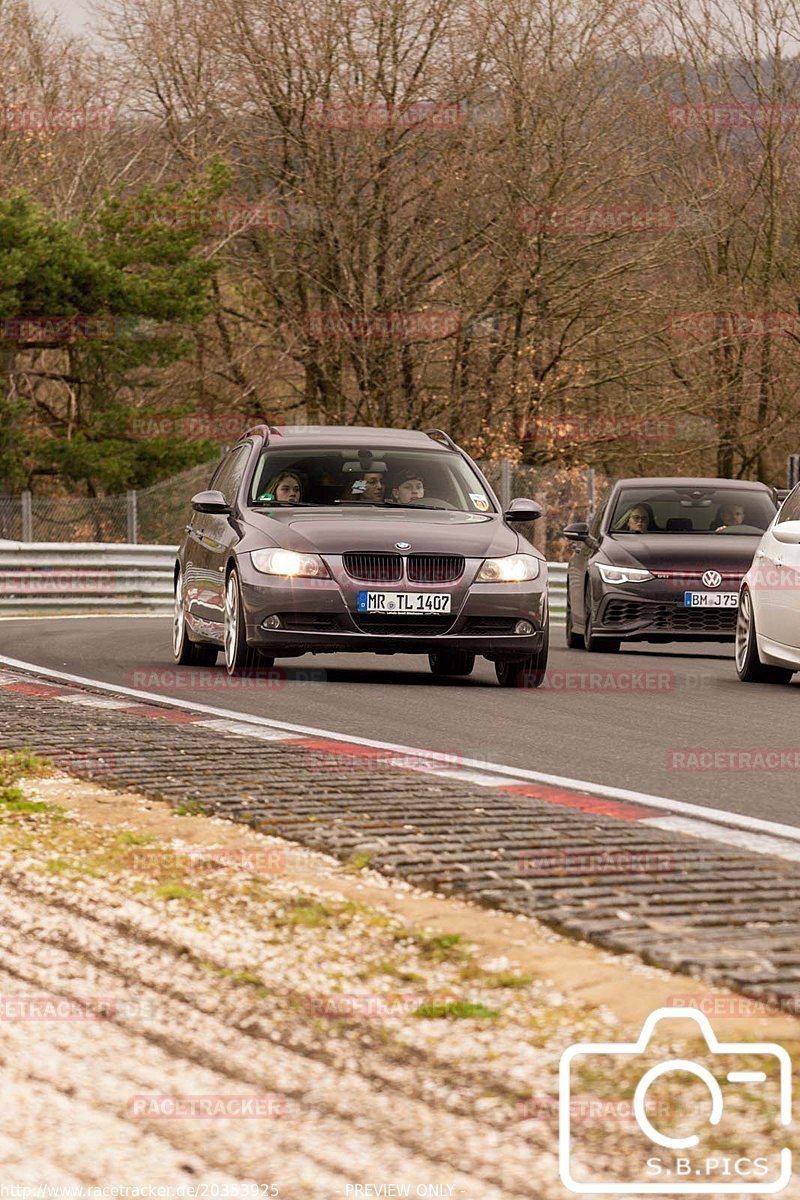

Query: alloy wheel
[735,588,751,675]
[224,574,239,671]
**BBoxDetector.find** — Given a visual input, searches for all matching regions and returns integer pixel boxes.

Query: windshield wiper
[250,501,320,508]
[371,501,451,511]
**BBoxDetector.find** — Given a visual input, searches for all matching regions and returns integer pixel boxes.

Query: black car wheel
[583,586,620,653]
[495,622,549,689]
[224,567,259,675]
[428,650,475,677]
[735,586,793,684]
[565,589,583,649]
[173,570,218,667]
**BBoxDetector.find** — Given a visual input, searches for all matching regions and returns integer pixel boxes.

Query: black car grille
[343,552,464,584]
[407,554,464,584]
[460,617,519,635]
[352,615,455,636]
[343,553,402,583]
[604,599,737,633]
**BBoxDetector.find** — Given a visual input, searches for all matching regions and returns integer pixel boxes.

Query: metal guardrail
[0,543,176,614]
[0,542,568,619]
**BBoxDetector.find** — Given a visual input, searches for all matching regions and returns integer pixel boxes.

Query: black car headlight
[250,549,330,578]
[596,564,654,584]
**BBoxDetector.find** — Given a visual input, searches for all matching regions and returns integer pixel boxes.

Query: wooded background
[2,0,800,498]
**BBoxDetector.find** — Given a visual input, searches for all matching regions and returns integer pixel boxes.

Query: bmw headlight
[596,563,653,584]
[250,548,330,578]
[476,554,542,583]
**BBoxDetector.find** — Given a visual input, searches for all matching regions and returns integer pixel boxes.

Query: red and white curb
[2,656,800,864]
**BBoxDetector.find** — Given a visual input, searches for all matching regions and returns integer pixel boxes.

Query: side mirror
[563,521,591,542]
[191,489,230,514]
[504,497,542,522]
[772,519,800,546]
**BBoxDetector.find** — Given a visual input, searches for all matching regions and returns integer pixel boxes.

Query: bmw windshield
[248,447,496,514]
[609,487,776,536]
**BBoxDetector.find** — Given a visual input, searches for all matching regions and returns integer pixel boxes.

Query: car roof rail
[241,423,282,444]
[425,428,458,451]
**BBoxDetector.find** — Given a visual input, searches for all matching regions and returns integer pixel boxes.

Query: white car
[736,482,800,683]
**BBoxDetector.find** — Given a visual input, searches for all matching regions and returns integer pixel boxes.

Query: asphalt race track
[1,615,798,825]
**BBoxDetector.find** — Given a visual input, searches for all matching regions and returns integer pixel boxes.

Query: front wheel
[428,650,475,677]
[735,587,793,684]
[495,623,549,689]
[224,568,259,675]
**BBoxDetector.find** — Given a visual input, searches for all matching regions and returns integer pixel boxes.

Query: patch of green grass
[400,930,467,963]
[0,787,62,815]
[175,800,205,817]
[115,830,157,847]
[342,851,375,873]
[45,856,102,878]
[0,751,52,788]
[481,972,534,989]
[283,899,333,928]
[197,960,267,995]
[274,895,368,929]
[412,1000,500,1020]
[358,960,425,982]
[155,881,202,902]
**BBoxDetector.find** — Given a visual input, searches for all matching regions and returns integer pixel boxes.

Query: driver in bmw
[391,469,425,504]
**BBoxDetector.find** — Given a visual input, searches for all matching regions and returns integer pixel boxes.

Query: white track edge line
[1,652,799,851]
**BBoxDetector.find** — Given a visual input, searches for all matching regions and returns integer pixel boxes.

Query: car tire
[224,567,259,676]
[565,589,583,649]
[495,622,549,689]
[735,586,793,684]
[428,650,475,677]
[173,570,218,666]
[583,587,620,653]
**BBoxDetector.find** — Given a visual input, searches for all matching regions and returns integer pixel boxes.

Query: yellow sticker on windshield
[470,493,490,512]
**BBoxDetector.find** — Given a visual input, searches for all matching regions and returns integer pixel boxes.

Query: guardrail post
[21,491,33,542]
[126,490,138,545]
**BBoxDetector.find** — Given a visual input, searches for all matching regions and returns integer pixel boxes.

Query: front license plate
[684,592,739,608]
[357,591,452,614]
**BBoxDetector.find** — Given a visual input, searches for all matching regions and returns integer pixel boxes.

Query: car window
[210,445,250,506]
[776,483,800,523]
[609,486,775,534]
[248,447,496,513]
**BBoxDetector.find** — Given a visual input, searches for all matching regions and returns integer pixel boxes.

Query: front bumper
[238,554,548,658]
[592,578,741,641]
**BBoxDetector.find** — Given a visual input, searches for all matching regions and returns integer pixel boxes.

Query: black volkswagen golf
[564,477,777,651]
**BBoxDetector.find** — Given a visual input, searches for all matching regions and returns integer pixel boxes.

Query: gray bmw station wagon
[173,425,549,688]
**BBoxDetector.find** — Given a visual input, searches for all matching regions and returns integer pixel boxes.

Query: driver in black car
[620,503,654,532]
[713,503,745,532]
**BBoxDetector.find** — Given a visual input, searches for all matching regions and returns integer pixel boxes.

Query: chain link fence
[0,457,603,559]
[0,460,221,546]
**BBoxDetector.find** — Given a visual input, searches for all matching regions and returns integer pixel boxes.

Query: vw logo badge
[702,569,722,587]
[395,542,411,550]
